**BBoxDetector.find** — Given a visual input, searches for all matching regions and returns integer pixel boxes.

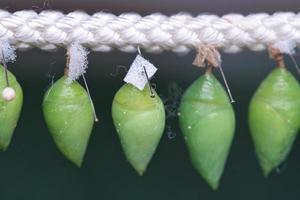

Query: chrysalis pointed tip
[0,142,10,152]
[0,146,8,152]
[211,184,219,191]
[137,170,144,176]
[134,167,146,176]
[68,155,84,168]
[206,179,220,191]
[261,163,273,177]
[73,160,83,168]
[133,165,146,176]
[262,167,272,177]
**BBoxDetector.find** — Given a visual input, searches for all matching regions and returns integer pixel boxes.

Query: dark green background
[1,1,300,200]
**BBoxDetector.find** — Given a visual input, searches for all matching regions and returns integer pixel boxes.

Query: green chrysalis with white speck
[112,83,165,175]
[0,65,23,150]
[249,67,300,176]
[179,71,235,190]
[43,76,94,167]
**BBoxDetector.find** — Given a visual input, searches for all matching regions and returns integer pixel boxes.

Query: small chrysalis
[112,50,165,175]
[112,83,165,175]
[179,70,235,190]
[0,40,23,150]
[249,46,300,176]
[43,44,95,167]
[179,47,235,190]
[0,66,23,150]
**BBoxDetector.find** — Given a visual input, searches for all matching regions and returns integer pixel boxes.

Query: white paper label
[123,54,157,90]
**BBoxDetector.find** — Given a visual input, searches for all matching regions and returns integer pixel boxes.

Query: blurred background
[0,1,300,200]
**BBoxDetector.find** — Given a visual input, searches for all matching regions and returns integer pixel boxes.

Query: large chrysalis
[249,50,300,176]
[179,70,235,190]
[0,40,23,150]
[179,47,235,190]
[112,83,165,175]
[112,50,165,175]
[0,65,23,150]
[43,44,95,167]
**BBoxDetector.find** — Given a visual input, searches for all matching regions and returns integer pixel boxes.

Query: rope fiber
[0,10,299,53]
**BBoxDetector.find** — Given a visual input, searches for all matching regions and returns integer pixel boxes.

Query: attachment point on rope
[193,45,235,103]
[66,43,99,122]
[268,45,285,68]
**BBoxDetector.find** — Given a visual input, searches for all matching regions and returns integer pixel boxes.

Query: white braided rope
[0,10,300,53]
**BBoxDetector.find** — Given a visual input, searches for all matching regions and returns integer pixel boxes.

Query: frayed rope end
[66,43,89,84]
[0,40,16,64]
[272,40,296,55]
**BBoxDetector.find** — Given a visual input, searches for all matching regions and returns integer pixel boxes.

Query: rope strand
[0,10,299,53]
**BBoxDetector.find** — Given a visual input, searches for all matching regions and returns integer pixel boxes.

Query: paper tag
[123,54,157,90]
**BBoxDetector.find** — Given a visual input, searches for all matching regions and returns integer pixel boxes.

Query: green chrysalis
[0,65,23,150]
[112,83,165,175]
[43,76,94,167]
[179,71,235,190]
[249,67,300,176]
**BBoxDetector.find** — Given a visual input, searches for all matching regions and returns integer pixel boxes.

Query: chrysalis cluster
[0,39,300,192]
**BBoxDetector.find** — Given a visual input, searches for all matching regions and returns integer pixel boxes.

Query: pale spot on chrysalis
[2,87,15,101]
